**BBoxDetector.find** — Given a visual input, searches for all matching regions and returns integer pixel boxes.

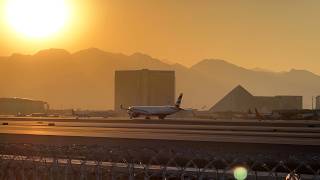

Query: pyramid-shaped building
[210,85,302,113]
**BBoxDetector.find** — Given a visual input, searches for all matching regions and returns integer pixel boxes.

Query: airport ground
[0,117,319,152]
[0,117,319,178]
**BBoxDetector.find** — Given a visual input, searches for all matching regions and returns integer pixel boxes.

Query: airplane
[121,93,184,119]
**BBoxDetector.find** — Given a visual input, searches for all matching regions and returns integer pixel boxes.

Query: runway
[0,117,319,146]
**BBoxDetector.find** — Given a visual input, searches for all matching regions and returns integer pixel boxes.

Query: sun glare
[5,0,69,38]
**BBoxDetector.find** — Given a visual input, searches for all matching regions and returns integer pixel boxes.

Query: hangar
[0,98,49,115]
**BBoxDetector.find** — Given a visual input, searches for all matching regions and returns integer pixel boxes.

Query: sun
[5,0,69,38]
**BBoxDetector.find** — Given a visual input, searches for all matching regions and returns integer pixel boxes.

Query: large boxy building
[114,69,175,111]
[0,98,49,115]
[210,85,302,113]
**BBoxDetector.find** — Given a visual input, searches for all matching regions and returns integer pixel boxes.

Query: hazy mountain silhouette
[0,48,319,110]
[251,67,274,73]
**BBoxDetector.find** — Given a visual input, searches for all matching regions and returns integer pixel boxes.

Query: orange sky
[1,0,320,74]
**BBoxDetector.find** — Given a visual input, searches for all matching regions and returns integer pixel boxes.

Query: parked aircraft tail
[255,108,263,120]
[175,93,183,108]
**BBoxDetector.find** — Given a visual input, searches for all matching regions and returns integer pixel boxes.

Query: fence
[0,143,319,180]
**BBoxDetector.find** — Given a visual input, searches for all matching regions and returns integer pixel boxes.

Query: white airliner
[121,93,184,119]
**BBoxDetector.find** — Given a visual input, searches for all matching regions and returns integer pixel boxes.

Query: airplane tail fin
[71,109,76,116]
[120,104,128,111]
[255,108,263,120]
[175,93,183,108]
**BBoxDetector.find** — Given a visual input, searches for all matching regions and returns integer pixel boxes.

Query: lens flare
[233,166,248,180]
[5,0,69,38]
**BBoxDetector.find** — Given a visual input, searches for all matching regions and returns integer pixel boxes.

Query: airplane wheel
[145,116,150,120]
[158,115,166,120]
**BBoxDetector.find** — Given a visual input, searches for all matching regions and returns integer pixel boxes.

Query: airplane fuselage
[128,105,180,119]
[123,93,184,119]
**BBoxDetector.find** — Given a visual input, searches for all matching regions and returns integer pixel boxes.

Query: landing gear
[158,115,166,120]
[145,116,151,120]
[129,113,139,119]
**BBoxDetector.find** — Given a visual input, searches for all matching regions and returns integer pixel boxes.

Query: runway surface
[0,117,319,146]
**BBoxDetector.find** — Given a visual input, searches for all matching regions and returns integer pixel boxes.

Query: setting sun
[5,0,69,38]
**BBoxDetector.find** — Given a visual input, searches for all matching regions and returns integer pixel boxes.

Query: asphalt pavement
[0,117,319,146]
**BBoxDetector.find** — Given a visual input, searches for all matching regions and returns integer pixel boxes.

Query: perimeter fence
[0,143,319,180]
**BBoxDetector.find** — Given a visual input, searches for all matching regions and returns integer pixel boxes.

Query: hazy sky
[1,0,320,74]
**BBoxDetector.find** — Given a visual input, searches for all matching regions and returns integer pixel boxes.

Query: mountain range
[0,48,319,110]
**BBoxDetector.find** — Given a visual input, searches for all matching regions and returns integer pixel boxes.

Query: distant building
[0,98,49,115]
[114,69,175,111]
[210,85,302,113]
[316,96,320,110]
